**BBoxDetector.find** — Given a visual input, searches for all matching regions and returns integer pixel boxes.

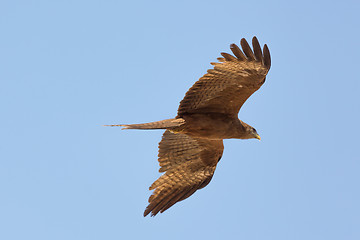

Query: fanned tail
[104,118,185,130]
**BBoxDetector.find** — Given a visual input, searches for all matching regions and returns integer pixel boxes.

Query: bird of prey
[106,37,271,217]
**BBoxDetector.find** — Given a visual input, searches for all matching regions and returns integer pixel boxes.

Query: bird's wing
[177,37,271,117]
[144,130,224,217]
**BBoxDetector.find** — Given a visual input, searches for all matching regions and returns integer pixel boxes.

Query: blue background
[1,0,359,239]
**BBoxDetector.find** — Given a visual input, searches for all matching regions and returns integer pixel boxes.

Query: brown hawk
[106,37,271,216]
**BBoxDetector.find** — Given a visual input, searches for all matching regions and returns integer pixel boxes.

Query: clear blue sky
[1,0,359,239]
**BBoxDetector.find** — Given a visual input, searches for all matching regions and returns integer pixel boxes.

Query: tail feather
[104,118,185,130]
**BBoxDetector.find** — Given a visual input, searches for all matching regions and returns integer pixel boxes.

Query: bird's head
[241,122,261,140]
[248,126,261,140]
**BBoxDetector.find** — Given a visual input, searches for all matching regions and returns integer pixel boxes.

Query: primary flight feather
[106,36,271,217]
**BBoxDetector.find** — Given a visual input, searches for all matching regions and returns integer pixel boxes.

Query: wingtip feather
[263,44,271,69]
[240,38,255,60]
[230,43,246,60]
[220,52,237,61]
[252,36,263,62]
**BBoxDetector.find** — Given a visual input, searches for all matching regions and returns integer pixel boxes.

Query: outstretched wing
[144,130,224,217]
[177,36,271,117]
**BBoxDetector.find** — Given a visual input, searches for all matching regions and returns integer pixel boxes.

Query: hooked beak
[254,133,261,141]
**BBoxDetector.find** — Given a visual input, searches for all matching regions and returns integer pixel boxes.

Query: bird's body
[136,113,252,140]
[106,37,271,216]
[174,113,246,139]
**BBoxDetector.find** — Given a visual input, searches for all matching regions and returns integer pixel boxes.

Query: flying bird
[106,37,271,217]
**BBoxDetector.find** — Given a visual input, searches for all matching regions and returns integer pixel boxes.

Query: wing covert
[144,130,223,217]
[177,36,271,117]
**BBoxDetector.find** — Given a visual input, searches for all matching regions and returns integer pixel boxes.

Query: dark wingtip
[143,207,152,217]
[240,38,255,60]
[143,212,151,217]
[220,52,237,61]
[230,43,246,60]
[252,36,263,62]
[263,44,271,69]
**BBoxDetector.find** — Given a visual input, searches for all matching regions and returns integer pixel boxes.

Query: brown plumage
[106,36,271,217]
